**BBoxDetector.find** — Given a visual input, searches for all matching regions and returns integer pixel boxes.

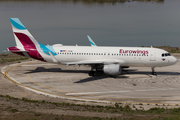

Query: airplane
[7,18,177,76]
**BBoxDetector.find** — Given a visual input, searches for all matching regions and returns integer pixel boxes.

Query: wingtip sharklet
[87,35,97,47]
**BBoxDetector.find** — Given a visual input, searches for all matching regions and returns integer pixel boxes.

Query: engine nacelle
[103,64,121,75]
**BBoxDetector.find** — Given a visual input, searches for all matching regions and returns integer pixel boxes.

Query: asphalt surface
[2,56,180,105]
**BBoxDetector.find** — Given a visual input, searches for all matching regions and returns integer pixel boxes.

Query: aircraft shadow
[154,72,180,76]
[24,67,179,84]
[25,67,180,76]
[74,76,107,83]
[123,69,180,76]
[74,75,129,83]
[74,71,130,83]
[24,67,130,83]
[24,67,89,74]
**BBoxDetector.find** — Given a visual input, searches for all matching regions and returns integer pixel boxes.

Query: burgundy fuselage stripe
[14,32,45,61]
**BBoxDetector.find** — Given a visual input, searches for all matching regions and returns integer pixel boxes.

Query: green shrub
[115,102,119,108]
[11,109,18,113]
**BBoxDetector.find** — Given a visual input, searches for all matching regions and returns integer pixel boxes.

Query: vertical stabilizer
[10,18,39,50]
[9,18,45,61]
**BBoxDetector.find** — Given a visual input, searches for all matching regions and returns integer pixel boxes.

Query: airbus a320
[7,18,177,76]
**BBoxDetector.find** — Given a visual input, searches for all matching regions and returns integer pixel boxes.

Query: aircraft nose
[172,57,178,64]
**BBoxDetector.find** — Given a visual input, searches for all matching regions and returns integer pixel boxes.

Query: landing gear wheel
[88,71,95,76]
[151,72,156,75]
[151,67,156,75]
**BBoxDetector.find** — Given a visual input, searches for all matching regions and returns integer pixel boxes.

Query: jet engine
[103,64,121,75]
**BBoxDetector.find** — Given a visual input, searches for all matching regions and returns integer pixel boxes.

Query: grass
[11,109,18,113]
[1,94,180,115]
[1,94,180,119]
[0,53,28,63]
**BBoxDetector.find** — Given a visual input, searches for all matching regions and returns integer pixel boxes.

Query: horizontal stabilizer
[2,50,10,53]
[10,50,28,53]
[7,47,28,53]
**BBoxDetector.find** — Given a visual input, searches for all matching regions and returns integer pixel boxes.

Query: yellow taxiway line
[3,61,180,106]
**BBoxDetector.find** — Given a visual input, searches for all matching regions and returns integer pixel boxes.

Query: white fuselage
[39,46,177,67]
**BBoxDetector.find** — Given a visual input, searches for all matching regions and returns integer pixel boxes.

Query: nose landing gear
[151,67,156,75]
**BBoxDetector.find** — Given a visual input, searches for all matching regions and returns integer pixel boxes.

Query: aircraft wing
[66,59,126,65]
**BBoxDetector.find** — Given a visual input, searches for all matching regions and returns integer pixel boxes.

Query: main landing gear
[151,67,156,75]
[88,67,96,76]
[89,71,95,76]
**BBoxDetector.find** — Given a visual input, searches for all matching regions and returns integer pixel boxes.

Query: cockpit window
[162,53,171,57]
